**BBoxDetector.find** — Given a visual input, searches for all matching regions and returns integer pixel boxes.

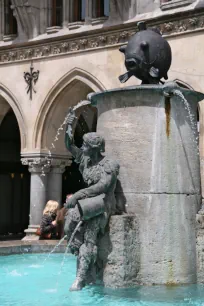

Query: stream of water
[173,89,199,154]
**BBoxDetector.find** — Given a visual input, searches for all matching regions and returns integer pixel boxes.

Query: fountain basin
[0,240,66,255]
[89,84,204,286]
[1,253,204,305]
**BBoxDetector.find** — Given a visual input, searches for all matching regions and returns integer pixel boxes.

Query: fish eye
[141,41,149,50]
[125,58,138,68]
[128,61,135,67]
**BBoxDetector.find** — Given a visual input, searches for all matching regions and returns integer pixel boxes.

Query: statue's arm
[65,108,82,158]
[65,125,81,158]
[65,161,119,209]
[73,171,113,200]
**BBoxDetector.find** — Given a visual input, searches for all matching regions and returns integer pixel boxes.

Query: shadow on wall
[115,179,127,214]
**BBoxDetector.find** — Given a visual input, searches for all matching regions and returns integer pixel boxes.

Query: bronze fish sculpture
[119,22,172,84]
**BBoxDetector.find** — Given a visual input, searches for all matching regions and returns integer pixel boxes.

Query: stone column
[62,0,70,28]
[85,0,93,24]
[47,159,71,205]
[0,0,4,41]
[21,158,50,240]
[39,0,47,34]
[46,0,52,27]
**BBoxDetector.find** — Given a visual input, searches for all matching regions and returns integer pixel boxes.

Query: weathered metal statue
[64,108,120,291]
[119,21,172,84]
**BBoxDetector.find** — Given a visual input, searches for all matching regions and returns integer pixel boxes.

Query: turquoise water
[1,254,204,306]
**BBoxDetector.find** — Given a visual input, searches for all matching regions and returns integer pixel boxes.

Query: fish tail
[119,72,130,83]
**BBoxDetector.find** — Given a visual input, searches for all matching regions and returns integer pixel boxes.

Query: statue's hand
[66,107,77,126]
[65,195,78,209]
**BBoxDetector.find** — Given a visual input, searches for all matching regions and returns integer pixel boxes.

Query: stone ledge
[161,0,195,11]
[0,240,66,255]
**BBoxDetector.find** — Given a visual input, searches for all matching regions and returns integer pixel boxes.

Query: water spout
[43,235,68,264]
[173,89,199,153]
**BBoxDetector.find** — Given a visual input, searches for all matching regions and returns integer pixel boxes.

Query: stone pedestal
[89,84,204,285]
[196,203,204,283]
[98,215,140,288]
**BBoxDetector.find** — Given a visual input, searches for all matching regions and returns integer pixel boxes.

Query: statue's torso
[76,152,119,216]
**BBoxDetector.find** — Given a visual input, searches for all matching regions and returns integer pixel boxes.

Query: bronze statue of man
[64,108,120,291]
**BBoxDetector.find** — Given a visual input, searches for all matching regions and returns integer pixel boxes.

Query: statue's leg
[64,207,84,255]
[69,216,101,291]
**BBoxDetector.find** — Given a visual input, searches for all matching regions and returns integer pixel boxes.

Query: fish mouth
[125,58,141,71]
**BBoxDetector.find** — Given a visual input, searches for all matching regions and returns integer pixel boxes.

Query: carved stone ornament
[21,157,71,174]
[21,157,51,173]
[24,61,39,100]
[1,11,204,64]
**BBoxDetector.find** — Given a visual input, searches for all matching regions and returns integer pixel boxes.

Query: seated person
[56,194,72,239]
[39,200,59,239]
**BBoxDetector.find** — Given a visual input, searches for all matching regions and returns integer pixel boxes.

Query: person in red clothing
[56,194,72,239]
[39,200,59,239]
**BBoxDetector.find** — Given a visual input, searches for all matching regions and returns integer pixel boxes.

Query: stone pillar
[85,0,93,24]
[21,158,50,240]
[39,0,48,34]
[46,0,52,27]
[0,0,4,41]
[47,159,71,205]
[62,0,70,28]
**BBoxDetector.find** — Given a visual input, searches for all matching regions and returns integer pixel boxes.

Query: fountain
[62,21,204,290]
[1,20,204,306]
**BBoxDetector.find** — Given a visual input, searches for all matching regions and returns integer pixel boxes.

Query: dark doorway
[62,106,97,203]
[0,110,30,238]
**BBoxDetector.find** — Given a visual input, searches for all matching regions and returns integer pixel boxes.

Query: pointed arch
[33,68,105,149]
[0,83,27,150]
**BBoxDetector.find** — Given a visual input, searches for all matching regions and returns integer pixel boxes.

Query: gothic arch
[0,83,27,150]
[33,68,106,150]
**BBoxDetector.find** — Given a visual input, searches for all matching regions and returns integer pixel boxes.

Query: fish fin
[164,74,168,80]
[151,27,162,36]
[149,67,159,78]
[119,72,130,83]
[119,45,127,54]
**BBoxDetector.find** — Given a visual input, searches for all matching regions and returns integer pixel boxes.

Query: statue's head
[82,132,105,156]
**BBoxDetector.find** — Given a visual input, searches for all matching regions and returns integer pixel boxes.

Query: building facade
[0,0,204,239]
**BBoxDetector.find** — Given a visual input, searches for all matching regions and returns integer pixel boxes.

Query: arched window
[51,0,63,27]
[4,0,17,36]
[94,0,109,18]
[73,0,86,22]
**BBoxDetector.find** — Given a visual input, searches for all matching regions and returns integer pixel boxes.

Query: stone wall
[98,215,140,288]
[92,85,203,285]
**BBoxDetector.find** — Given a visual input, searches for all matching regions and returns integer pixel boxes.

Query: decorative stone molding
[91,16,108,25]
[161,0,195,11]
[50,158,72,174]
[11,0,41,39]
[1,11,204,64]
[21,157,51,173]
[3,34,17,42]
[46,26,62,34]
[68,21,84,30]
[21,156,72,174]
[159,16,204,34]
